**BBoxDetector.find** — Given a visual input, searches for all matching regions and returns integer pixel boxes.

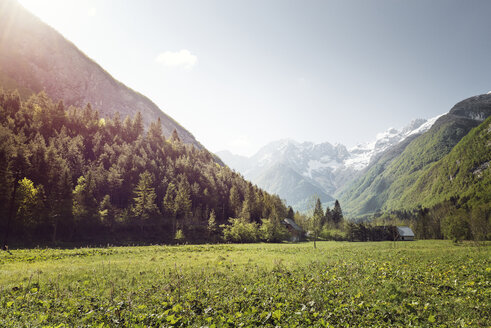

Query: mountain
[253,162,333,210]
[340,93,491,216]
[0,0,200,146]
[217,117,440,211]
[345,116,442,170]
[394,116,490,210]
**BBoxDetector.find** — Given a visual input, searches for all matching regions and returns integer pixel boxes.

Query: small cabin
[397,226,415,241]
[282,218,305,242]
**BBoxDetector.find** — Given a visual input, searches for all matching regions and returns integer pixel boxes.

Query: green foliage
[98,195,114,226]
[396,116,491,211]
[341,113,489,217]
[259,218,289,242]
[0,89,288,245]
[331,199,343,227]
[441,209,471,243]
[319,227,347,241]
[15,178,44,228]
[0,241,489,327]
[132,171,159,221]
[309,197,324,248]
[72,174,98,224]
[207,209,218,241]
[174,229,185,243]
[340,112,490,242]
[221,218,259,243]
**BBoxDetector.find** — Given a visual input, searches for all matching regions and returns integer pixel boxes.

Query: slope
[340,93,491,216]
[392,116,491,210]
[0,0,201,146]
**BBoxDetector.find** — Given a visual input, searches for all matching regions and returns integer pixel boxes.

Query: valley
[0,1,489,326]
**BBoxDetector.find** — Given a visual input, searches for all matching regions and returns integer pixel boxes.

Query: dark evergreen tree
[311,197,324,248]
[170,128,180,142]
[332,200,343,227]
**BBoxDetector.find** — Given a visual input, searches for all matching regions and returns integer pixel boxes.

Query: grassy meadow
[0,241,489,327]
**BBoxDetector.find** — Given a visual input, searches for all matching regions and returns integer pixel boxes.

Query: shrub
[221,218,259,243]
[320,227,347,241]
[259,218,289,242]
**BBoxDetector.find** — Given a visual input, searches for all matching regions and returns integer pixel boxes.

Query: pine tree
[170,128,181,142]
[229,185,241,217]
[332,200,343,227]
[287,206,295,220]
[147,117,165,147]
[208,209,217,241]
[163,183,177,218]
[132,112,144,139]
[324,206,332,227]
[311,197,324,249]
[99,195,115,228]
[73,173,98,224]
[132,171,159,223]
[15,178,44,234]
[3,145,29,246]
[175,176,192,221]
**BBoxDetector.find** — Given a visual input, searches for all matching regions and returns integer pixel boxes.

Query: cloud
[155,49,197,71]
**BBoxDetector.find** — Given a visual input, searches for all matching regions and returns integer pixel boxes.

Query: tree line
[352,197,489,242]
[0,89,291,246]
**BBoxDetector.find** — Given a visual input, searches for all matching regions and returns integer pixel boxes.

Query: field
[0,241,489,327]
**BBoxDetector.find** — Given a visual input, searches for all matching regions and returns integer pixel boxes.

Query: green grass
[1,241,489,327]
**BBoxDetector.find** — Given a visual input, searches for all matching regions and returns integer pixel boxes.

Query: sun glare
[17,0,94,33]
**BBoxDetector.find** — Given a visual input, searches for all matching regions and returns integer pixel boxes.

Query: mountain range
[217,114,443,211]
[0,0,201,147]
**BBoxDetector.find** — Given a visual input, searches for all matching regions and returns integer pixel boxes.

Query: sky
[18,0,491,156]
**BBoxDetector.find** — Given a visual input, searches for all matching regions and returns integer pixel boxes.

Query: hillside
[340,93,491,216]
[393,116,491,210]
[0,90,287,245]
[0,0,200,146]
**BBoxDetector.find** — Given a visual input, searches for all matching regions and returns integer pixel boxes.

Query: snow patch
[344,114,443,171]
[405,114,443,137]
[304,159,343,178]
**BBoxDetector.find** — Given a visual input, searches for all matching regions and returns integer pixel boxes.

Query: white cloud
[155,49,197,71]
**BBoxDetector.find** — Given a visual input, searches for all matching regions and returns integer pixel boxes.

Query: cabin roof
[397,226,415,237]
[282,218,303,232]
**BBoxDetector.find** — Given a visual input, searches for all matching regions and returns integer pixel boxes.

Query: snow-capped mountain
[345,115,443,170]
[216,115,443,210]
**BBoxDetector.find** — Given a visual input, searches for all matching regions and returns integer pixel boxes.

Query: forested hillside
[394,116,490,210]
[340,93,491,217]
[0,89,288,246]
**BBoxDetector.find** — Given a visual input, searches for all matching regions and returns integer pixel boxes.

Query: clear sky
[18,0,491,156]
